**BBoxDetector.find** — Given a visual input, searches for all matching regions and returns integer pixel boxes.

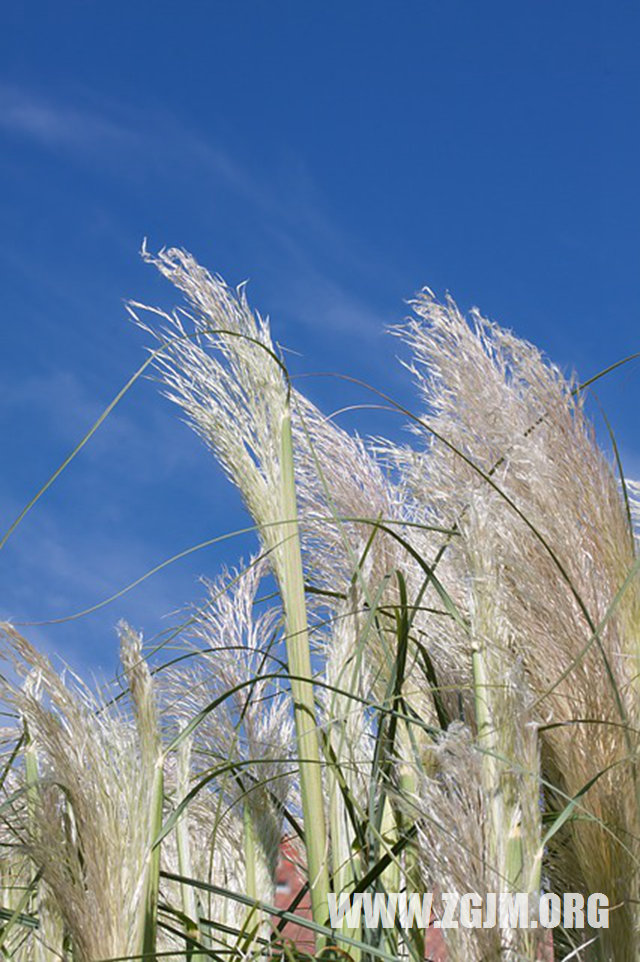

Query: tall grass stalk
[279,410,331,934]
[175,737,203,956]
[134,247,330,940]
[119,623,164,961]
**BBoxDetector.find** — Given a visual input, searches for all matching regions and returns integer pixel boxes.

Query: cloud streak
[0,85,134,151]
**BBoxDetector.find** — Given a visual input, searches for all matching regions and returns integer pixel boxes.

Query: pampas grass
[129,247,331,934]
[0,624,163,961]
[1,249,638,962]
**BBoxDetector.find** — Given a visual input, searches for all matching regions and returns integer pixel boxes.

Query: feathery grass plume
[134,246,330,936]
[293,393,474,754]
[408,722,544,962]
[0,722,66,962]
[395,291,640,958]
[292,397,436,734]
[118,622,165,960]
[160,559,294,946]
[293,394,458,772]
[0,623,166,962]
[466,494,543,896]
[292,395,405,589]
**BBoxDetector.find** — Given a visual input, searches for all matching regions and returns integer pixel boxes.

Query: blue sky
[1,0,639,674]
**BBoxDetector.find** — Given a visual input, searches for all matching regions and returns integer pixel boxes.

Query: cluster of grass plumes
[1,248,639,962]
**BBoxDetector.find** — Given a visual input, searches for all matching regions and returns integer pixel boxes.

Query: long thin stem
[176,739,203,960]
[279,409,331,941]
[141,762,164,962]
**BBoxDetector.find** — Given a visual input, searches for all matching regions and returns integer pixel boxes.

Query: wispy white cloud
[0,83,264,202]
[0,85,387,290]
[0,85,134,151]
[275,267,387,339]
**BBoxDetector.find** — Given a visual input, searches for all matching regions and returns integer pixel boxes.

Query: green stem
[329,764,360,961]
[399,768,424,962]
[279,410,330,944]
[141,762,164,962]
[176,740,203,960]
[472,642,525,892]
